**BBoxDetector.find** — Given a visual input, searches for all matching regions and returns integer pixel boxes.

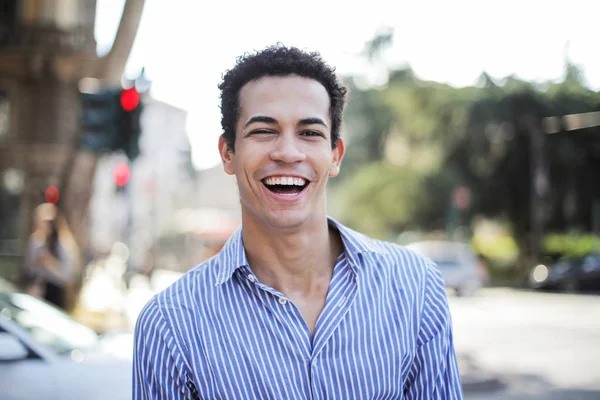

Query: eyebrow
[243,116,328,128]
[244,116,277,128]
[298,117,328,128]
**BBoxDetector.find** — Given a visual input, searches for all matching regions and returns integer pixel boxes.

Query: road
[78,265,600,399]
[451,288,600,399]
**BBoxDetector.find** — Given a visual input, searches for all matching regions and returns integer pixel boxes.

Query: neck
[241,215,343,296]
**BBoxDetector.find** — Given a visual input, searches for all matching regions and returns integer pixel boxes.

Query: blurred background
[0,0,599,399]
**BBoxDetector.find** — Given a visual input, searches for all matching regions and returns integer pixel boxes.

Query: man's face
[219,75,344,230]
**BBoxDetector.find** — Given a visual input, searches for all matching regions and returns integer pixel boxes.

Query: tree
[334,30,600,268]
[362,26,394,64]
[447,66,600,274]
[55,0,146,255]
[337,63,477,237]
[0,0,146,288]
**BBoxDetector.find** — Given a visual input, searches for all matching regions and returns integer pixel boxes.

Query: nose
[269,133,306,164]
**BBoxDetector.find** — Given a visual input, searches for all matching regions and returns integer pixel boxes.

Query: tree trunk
[0,0,146,288]
[96,0,146,84]
[60,149,99,257]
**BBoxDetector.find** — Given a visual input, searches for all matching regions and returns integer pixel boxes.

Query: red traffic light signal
[113,162,131,187]
[120,88,140,112]
[44,185,60,204]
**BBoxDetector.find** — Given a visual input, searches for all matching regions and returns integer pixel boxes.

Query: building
[88,97,196,268]
[0,0,98,281]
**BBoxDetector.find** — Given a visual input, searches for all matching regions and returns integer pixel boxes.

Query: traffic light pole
[124,169,134,277]
[114,162,134,278]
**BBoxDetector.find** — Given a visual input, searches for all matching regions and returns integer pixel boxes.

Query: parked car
[406,240,488,296]
[529,253,600,293]
[0,277,133,400]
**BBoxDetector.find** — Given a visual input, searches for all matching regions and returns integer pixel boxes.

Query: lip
[259,179,310,204]
[260,173,310,182]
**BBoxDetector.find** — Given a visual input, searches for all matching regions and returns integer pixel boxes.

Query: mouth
[261,176,310,197]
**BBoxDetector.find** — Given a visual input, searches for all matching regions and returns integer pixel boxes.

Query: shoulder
[375,238,440,286]
[362,237,451,338]
[26,235,44,252]
[339,225,447,306]
[135,256,221,344]
[157,253,221,297]
[340,224,437,282]
[146,254,223,325]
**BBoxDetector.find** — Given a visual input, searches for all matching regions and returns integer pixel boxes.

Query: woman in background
[22,203,78,310]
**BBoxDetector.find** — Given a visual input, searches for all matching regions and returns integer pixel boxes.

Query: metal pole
[528,115,547,267]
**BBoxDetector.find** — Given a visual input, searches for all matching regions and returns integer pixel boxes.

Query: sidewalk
[73,258,183,333]
[458,353,504,393]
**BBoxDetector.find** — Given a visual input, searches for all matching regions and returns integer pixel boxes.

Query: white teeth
[264,177,307,186]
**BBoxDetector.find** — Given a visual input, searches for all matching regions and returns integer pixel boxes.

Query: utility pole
[527,115,548,269]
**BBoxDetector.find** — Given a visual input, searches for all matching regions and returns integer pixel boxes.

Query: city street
[451,288,600,399]
[77,265,600,399]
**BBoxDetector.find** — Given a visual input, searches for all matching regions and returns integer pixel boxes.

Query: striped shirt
[133,218,463,399]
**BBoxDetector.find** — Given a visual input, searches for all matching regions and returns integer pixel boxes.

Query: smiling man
[133,45,463,399]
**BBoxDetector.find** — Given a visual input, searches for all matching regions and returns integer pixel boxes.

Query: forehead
[238,75,330,123]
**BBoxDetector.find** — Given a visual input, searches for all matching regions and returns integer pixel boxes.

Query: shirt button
[247,274,256,283]
[278,297,287,305]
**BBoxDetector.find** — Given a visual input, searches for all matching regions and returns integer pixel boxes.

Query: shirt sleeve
[404,263,464,399]
[22,239,38,278]
[23,239,73,285]
[57,243,75,282]
[133,297,193,400]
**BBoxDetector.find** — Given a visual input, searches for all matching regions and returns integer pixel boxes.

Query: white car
[406,240,488,296]
[0,278,133,400]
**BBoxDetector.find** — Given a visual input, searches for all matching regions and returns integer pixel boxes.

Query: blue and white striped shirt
[133,218,463,399]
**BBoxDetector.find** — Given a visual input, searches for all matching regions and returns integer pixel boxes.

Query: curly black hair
[218,44,348,152]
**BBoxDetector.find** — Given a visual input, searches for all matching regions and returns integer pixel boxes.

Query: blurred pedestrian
[133,45,463,399]
[21,203,78,311]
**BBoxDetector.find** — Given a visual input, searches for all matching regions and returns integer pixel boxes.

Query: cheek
[234,149,262,180]
[313,149,339,177]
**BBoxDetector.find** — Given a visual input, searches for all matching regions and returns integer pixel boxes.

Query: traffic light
[113,162,131,193]
[44,185,60,204]
[119,87,143,161]
[79,78,144,160]
[79,88,121,151]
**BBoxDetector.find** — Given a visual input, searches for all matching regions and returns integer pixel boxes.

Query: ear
[328,138,345,177]
[218,135,235,175]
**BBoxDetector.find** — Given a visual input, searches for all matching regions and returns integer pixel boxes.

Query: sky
[95,0,600,170]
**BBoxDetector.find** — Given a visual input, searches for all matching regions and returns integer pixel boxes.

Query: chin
[264,211,310,230]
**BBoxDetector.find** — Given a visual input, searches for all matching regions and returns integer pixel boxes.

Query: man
[133,45,463,399]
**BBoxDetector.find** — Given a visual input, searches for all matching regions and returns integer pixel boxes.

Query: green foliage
[472,232,519,263]
[335,38,600,250]
[339,79,395,179]
[335,160,462,238]
[335,161,422,238]
[362,27,394,63]
[544,233,600,258]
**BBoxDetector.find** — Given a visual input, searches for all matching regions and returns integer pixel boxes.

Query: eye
[300,130,324,138]
[248,129,275,136]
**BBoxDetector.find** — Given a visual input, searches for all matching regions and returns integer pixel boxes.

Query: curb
[461,373,505,393]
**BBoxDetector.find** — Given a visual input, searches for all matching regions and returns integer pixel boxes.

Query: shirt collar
[214,216,388,286]
[214,227,248,285]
